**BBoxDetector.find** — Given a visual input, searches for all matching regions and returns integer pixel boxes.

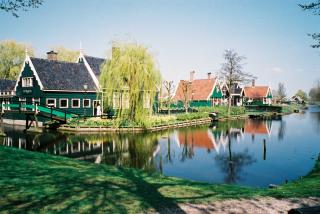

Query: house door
[93,100,101,116]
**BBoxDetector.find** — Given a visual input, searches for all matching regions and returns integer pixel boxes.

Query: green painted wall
[15,62,44,101]
[42,92,99,116]
[13,61,100,117]
[210,86,223,99]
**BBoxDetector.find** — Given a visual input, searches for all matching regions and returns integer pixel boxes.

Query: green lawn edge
[0,146,319,213]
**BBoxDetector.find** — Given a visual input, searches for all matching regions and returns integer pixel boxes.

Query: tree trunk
[228,95,232,116]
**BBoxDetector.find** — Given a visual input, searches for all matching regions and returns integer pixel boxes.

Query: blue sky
[0,0,319,95]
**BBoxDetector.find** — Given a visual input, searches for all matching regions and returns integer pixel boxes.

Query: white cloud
[271,67,285,73]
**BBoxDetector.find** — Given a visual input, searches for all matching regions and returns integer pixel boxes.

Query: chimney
[190,70,195,82]
[252,79,255,87]
[47,50,58,60]
[207,72,212,79]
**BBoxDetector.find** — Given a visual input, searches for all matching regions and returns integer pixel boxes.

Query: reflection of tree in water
[215,134,256,184]
[213,121,256,184]
[278,120,286,141]
[310,112,320,134]
[102,132,160,172]
[179,129,195,162]
[164,130,175,164]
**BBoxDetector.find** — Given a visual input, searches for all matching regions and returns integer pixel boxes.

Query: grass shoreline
[60,105,299,132]
[0,146,319,213]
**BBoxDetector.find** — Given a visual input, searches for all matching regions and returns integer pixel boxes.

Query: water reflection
[211,120,256,184]
[1,106,320,187]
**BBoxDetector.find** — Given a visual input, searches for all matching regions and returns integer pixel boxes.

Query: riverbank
[59,105,299,132]
[0,146,319,213]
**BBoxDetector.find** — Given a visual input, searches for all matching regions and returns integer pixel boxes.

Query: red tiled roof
[174,79,217,101]
[244,120,270,135]
[178,130,215,149]
[243,86,269,98]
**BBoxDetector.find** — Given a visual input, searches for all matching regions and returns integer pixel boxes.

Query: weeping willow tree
[99,42,161,123]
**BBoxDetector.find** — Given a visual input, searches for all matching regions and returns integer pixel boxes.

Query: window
[122,92,129,109]
[113,92,120,109]
[83,99,91,108]
[32,98,40,104]
[19,98,26,110]
[72,99,80,108]
[22,77,33,87]
[59,99,68,108]
[143,93,151,109]
[46,98,56,107]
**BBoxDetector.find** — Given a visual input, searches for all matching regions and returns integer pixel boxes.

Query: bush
[196,106,246,117]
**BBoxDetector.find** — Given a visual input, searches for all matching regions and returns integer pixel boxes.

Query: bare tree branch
[0,0,43,17]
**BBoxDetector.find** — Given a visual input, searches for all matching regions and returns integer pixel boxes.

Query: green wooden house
[172,71,223,108]
[1,50,105,126]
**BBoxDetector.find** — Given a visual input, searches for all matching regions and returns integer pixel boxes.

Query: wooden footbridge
[0,102,77,130]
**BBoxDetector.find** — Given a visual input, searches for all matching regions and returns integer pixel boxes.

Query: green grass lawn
[0,146,319,213]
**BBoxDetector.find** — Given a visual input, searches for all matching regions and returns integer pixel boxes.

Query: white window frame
[22,77,33,87]
[46,98,56,107]
[83,99,91,108]
[113,92,120,109]
[59,99,69,108]
[71,99,80,108]
[19,98,26,110]
[143,93,151,109]
[32,98,40,103]
[122,92,130,109]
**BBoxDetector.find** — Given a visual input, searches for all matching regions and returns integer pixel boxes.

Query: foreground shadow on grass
[0,146,189,213]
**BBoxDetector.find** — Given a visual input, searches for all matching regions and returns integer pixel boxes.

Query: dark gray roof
[84,55,105,77]
[0,79,15,91]
[30,57,97,91]
[230,83,243,94]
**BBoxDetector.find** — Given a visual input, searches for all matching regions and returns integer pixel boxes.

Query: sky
[0,0,319,96]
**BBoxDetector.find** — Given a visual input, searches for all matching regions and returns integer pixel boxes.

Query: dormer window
[22,77,33,87]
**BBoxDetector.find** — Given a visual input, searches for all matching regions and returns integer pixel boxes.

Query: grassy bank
[0,146,319,213]
[65,105,300,130]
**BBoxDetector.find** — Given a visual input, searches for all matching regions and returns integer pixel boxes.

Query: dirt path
[176,197,320,214]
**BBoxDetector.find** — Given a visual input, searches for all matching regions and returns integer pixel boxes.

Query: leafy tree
[295,89,308,101]
[0,40,34,80]
[277,82,287,101]
[99,42,161,123]
[0,0,43,17]
[309,80,320,101]
[299,1,320,48]
[52,46,79,62]
[219,49,255,115]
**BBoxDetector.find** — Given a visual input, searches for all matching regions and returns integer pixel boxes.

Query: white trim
[78,52,100,90]
[265,87,272,98]
[83,99,91,108]
[22,77,33,87]
[206,79,218,100]
[46,98,56,107]
[92,100,100,115]
[14,55,44,91]
[71,99,80,108]
[59,98,69,108]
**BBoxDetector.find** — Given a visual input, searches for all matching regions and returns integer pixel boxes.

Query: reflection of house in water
[244,120,272,136]
[1,130,159,172]
[177,129,226,153]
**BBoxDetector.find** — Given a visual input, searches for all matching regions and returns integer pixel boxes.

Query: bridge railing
[1,101,78,122]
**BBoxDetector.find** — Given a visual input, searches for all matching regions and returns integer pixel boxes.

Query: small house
[173,71,223,108]
[220,82,244,106]
[243,80,272,105]
[0,79,16,111]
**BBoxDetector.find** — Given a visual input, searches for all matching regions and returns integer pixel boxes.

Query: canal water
[1,105,320,187]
